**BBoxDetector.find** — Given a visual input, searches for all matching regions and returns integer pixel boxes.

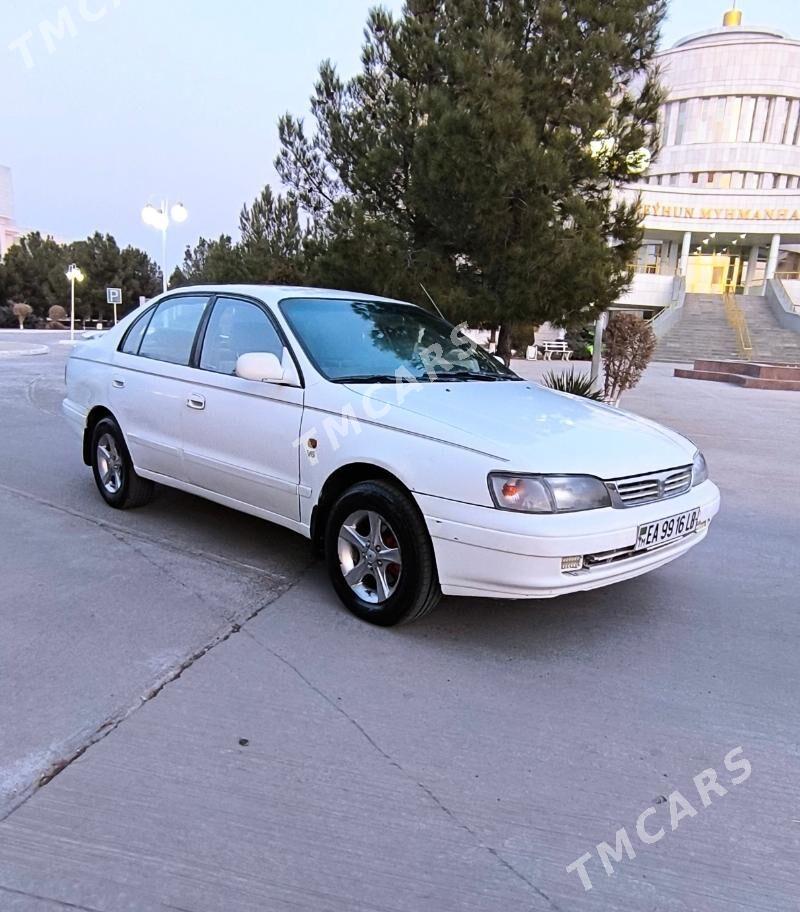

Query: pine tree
[172,189,310,288]
[277,0,665,355]
[0,232,160,322]
[238,187,308,284]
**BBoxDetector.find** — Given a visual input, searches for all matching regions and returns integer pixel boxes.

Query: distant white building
[621,6,800,294]
[0,165,21,257]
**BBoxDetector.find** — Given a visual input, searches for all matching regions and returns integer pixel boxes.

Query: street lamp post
[65,264,85,343]
[142,200,189,294]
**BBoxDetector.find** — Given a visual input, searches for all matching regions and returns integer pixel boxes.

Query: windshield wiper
[335,371,516,384]
[432,372,503,381]
[335,374,411,384]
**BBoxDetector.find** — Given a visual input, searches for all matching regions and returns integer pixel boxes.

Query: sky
[2,0,799,274]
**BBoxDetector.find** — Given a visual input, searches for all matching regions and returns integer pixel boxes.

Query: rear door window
[137,296,209,366]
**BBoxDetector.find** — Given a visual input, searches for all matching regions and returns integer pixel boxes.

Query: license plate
[636,508,700,551]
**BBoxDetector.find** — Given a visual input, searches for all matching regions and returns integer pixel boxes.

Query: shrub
[602,313,656,405]
[565,326,594,360]
[542,368,604,400]
[11,301,33,329]
[48,304,68,326]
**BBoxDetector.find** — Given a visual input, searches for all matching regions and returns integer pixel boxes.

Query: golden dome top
[723,6,743,27]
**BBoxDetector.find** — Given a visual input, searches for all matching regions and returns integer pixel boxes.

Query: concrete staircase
[654,294,741,363]
[654,293,800,364]
[736,295,800,364]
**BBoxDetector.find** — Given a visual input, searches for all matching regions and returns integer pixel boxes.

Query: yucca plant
[542,368,604,401]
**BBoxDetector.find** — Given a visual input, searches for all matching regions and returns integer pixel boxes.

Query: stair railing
[723,287,753,360]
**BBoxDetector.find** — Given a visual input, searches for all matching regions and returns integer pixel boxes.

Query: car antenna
[419,283,446,321]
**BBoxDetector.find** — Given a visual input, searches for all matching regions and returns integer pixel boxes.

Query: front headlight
[488,473,611,513]
[691,451,709,487]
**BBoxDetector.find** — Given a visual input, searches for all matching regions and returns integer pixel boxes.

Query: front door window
[199,297,284,374]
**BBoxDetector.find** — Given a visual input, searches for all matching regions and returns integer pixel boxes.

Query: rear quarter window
[119,307,155,355]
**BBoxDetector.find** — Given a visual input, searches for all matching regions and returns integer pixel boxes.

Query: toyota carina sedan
[63,285,720,625]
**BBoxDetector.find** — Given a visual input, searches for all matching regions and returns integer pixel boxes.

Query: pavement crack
[241,629,562,911]
[0,553,316,824]
[103,526,234,624]
[0,884,106,911]
[0,481,291,583]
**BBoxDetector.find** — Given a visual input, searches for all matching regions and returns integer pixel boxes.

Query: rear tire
[91,417,154,509]
[324,480,441,626]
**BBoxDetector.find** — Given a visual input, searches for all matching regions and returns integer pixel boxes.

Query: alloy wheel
[337,509,403,604]
[96,433,124,495]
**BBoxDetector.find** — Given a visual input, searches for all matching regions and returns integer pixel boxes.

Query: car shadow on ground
[132,482,701,665]
[400,574,679,658]
[131,484,312,577]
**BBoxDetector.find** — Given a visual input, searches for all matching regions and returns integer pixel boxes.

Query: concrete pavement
[0,341,798,910]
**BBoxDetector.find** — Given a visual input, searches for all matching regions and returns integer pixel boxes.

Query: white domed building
[616,6,800,363]
[0,165,20,258]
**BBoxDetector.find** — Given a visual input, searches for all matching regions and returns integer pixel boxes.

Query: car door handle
[112,379,125,389]
[187,394,206,410]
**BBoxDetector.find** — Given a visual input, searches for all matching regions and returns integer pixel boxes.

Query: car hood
[346,379,696,478]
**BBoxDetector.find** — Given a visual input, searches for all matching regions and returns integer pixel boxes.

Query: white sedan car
[63,285,720,626]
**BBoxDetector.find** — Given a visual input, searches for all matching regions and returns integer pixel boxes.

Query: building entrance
[686,253,747,293]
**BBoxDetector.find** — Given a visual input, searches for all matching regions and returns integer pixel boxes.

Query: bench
[528,340,572,360]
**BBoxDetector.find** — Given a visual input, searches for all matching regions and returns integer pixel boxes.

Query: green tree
[238,187,309,284]
[66,233,161,320]
[171,188,311,288]
[1,232,160,322]
[277,0,665,357]
[118,245,163,313]
[0,233,69,316]
[170,235,244,287]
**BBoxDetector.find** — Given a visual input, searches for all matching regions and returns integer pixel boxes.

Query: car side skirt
[135,469,312,539]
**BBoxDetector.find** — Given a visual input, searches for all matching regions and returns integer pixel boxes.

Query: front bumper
[417,480,721,599]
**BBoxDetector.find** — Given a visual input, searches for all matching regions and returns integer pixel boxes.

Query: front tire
[324,480,441,626]
[91,417,154,509]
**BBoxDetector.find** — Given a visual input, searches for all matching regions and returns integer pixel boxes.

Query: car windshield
[280,297,519,382]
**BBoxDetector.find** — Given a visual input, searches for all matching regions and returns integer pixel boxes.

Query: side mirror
[235,351,286,383]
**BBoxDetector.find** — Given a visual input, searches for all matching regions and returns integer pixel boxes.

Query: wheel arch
[311,462,419,554]
[82,406,116,465]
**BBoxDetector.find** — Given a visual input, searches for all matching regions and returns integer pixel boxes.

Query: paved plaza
[1,333,798,911]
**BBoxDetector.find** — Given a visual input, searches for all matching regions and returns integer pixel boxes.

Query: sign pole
[106,288,123,326]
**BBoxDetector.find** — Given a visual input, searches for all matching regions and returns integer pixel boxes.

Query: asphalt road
[0,333,798,911]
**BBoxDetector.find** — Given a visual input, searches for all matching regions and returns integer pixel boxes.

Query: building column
[679,231,692,276]
[745,244,759,292]
[766,233,781,280]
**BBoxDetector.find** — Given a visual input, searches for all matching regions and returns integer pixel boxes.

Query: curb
[0,344,50,358]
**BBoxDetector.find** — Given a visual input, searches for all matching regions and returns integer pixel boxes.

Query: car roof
[171,284,414,307]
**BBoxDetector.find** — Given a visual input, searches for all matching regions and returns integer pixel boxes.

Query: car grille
[605,465,692,508]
